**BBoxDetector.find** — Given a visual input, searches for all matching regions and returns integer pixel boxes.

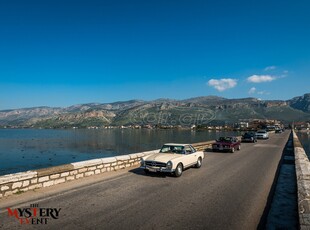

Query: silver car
[255,130,269,139]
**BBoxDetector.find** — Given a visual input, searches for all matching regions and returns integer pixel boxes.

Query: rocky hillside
[0,94,309,128]
[288,93,310,112]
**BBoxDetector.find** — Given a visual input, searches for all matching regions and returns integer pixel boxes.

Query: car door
[183,145,197,167]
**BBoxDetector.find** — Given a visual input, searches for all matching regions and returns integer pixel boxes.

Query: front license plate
[148,168,157,172]
[219,146,223,150]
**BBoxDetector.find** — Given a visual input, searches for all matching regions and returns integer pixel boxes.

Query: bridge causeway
[0,130,309,229]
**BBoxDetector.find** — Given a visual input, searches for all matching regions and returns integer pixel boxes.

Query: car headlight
[167,161,173,169]
[140,158,145,167]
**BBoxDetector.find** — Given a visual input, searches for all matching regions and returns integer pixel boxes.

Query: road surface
[0,131,290,230]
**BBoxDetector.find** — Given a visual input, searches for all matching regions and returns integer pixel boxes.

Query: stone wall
[293,130,310,229]
[0,140,215,199]
[0,150,159,198]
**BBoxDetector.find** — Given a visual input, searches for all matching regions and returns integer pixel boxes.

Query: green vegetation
[34,117,109,129]
[15,190,24,195]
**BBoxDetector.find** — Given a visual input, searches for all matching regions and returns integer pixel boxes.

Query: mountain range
[1,93,309,128]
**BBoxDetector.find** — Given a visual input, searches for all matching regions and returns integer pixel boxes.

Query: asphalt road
[0,131,290,230]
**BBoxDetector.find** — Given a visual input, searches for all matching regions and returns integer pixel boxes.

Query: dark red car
[212,136,241,153]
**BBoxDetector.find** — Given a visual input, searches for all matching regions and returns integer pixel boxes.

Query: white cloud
[247,75,277,83]
[248,87,270,96]
[248,87,256,94]
[207,78,237,92]
[264,66,276,71]
[257,91,270,95]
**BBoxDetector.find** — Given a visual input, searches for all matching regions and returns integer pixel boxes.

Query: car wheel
[231,147,235,153]
[195,157,202,168]
[237,145,241,150]
[175,163,183,177]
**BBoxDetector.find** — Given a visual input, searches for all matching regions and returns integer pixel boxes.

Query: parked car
[255,130,269,139]
[212,136,241,153]
[241,132,257,143]
[140,143,204,177]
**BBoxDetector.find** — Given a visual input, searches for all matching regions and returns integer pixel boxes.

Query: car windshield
[160,145,185,154]
[218,137,232,142]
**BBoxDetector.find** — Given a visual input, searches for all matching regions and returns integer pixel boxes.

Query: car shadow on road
[203,147,213,152]
[128,168,174,178]
[204,148,231,153]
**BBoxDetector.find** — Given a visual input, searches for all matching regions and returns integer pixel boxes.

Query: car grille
[145,161,167,167]
[213,144,230,148]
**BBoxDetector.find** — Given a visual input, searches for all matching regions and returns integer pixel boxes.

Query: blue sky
[0,0,309,110]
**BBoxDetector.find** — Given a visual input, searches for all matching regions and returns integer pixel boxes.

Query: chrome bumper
[141,166,174,173]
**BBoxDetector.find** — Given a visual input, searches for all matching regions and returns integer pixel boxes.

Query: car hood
[144,153,182,163]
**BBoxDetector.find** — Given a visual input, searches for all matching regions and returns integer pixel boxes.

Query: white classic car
[140,143,204,177]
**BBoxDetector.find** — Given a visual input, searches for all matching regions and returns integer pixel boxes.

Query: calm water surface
[0,129,240,175]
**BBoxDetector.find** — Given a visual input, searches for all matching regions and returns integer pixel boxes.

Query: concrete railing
[192,140,215,151]
[293,130,310,229]
[0,141,215,199]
